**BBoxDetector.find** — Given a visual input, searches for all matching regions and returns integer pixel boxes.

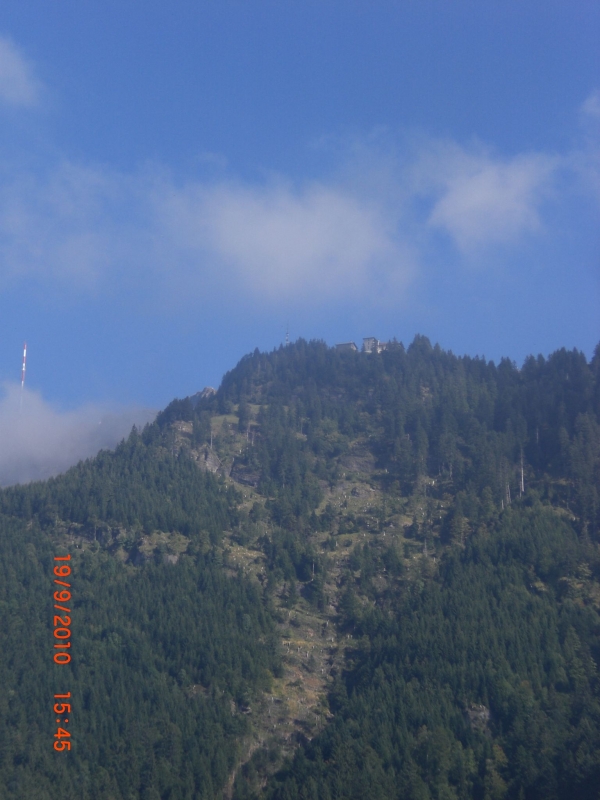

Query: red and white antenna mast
[20,341,27,411]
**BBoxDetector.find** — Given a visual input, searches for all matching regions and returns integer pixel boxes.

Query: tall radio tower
[20,341,27,411]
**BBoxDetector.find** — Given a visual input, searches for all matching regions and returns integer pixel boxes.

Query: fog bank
[0,383,155,487]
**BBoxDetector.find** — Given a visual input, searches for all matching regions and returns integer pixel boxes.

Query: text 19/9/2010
[53,554,71,752]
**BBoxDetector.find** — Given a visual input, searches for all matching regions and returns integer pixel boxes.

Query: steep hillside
[0,337,599,799]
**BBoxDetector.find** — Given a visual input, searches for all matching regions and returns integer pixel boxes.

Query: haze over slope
[0,382,154,486]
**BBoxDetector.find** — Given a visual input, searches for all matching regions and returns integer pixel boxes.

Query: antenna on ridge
[20,341,27,412]
[285,324,289,346]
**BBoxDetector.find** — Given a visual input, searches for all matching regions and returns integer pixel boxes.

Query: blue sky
[0,1,598,438]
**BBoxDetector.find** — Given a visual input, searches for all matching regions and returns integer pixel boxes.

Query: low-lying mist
[0,383,155,487]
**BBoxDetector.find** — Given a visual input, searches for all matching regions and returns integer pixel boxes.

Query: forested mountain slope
[0,337,598,799]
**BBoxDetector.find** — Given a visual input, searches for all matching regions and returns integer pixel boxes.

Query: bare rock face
[466,703,491,733]
[229,460,261,487]
[192,446,222,474]
[190,387,217,406]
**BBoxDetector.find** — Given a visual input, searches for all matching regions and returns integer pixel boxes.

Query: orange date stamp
[53,554,72,751]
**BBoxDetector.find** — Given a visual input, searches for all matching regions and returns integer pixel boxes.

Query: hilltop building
[335,338,390,354]
[362,337,388,354]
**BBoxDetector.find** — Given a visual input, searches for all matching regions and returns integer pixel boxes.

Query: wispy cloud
[581,89,600,121]
[0,36,40,107]
[0,160,418,305]
[158,179,412,302]
[0,162,118,288]
[575,90,600,202]
[0,119,596,308]
[411,141,558,252]
[0,383,154,486]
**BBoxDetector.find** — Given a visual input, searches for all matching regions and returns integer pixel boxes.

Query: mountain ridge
[0,336,598,799]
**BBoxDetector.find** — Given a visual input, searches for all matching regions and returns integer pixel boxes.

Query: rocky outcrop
[189,387,216,406]
[229,460,261,487]
[192,445,222,474]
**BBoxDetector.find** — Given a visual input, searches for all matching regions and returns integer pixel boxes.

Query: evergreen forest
[0,337,599,799]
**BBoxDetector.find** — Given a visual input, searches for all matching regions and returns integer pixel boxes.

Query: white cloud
[409,140,558,253]
[158,179,410,301]
[0,127,595,308]
[0,158,416,304]
[581,89,600,120]
[0,382,154,486]
[0,35,40,107]
[0,34,594,310]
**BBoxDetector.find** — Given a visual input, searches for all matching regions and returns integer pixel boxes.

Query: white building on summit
[362,337,388,354]
[335,338,389,353]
